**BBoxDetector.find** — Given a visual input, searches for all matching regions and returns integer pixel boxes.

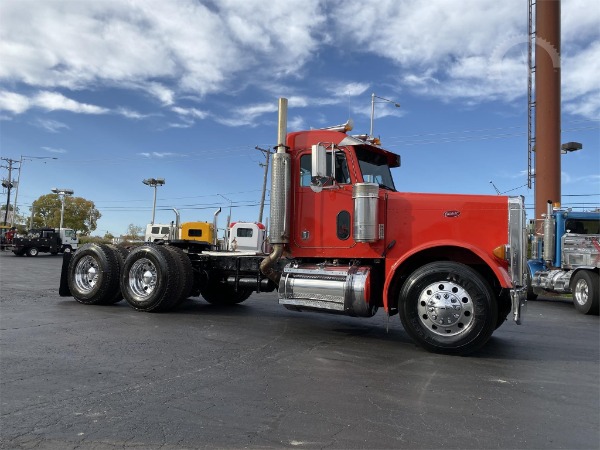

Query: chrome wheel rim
[417,281,475,337]
[74,255,99,293]
[129,258,157,300]
[574,279,589,306]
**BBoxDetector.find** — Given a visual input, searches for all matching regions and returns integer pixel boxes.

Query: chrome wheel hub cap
[74,255,99,293]
[417,281,475,337]
[574,279,588,306]
[129,258,157,300]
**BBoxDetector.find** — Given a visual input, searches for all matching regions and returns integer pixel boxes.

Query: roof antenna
[489,180,501,195]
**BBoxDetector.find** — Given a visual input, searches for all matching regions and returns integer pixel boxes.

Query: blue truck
[527,201,600,314]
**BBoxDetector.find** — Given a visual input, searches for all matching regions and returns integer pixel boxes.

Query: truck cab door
[293,148,357,250]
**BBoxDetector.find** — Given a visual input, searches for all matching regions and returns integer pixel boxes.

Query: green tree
[0,204,26,226]
[31,194,101,235]
[125,223,143,240]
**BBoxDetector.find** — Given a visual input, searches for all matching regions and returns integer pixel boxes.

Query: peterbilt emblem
[444,210,461,218]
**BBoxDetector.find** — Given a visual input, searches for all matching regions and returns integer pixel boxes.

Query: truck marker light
[493,245,508,261]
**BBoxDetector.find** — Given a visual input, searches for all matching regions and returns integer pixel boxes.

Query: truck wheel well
[388,246,502,315]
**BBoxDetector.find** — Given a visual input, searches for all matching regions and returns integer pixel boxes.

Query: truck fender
[526,259,544,281]
[382,240,512,312]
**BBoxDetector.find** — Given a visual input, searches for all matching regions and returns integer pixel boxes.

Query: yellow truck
[145,221,214,250]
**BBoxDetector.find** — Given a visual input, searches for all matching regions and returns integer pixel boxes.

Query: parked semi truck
[13,227,78,256]
[59,98,527,355]
[527,201,600,315]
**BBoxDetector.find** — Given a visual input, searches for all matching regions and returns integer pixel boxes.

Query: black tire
[571,270,599,315]
[103,245,130,304]
[398,261,498,355]
[165,246,194,305]
[120,244,181,312]
[27,247,38,257]
[67,243,121,305]
[200,282,253,305]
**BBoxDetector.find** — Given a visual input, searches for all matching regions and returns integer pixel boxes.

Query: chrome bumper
[511,286,527,324]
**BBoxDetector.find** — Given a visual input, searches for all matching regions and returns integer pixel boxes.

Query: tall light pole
[370,93,401,138]
[12,155,58,227]
[142,178,165,225]
[255,146,272,224]
[51,188,74,229]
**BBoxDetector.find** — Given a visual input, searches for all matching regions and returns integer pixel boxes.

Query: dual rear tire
[68,243,250,312]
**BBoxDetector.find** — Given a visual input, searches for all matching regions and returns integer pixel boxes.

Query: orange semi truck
[60,98,527,355]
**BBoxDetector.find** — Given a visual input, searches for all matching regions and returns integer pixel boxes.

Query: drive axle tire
[200,282,253,305]
[121,244,181,312]
[399,261,497,355]
[165,245,194,305]
[67,243,121,305]
[571,270,599,315]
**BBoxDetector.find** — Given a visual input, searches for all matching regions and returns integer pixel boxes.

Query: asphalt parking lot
[0,250,598,449]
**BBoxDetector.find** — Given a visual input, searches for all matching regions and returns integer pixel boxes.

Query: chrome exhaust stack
[170,208,180,241]
[213,207,221,248]
[261,98,290,283]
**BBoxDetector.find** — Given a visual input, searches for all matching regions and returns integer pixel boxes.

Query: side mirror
[311,144,327,178]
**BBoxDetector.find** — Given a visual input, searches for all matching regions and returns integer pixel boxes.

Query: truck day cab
[60,98,527,355]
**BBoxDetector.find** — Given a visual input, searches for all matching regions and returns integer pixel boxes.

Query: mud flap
[59,251,72,297]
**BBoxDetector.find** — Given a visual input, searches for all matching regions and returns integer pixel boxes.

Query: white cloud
[0,0,596,121]
[171,106,208,120]
[36,119,69,133]
[42,146,67,154]
[327,82,370,98]
[138,152,178,158]
[0,0,325,102]
[0,90,30,114]
[34,91,109,114]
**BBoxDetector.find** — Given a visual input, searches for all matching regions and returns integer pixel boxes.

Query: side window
[188,229,203,237]
[237,228,253,238]
[299,151,351,186]
[300,155,312,186]
[151,226,160,234]
[337,211,351,240]
[161,227,170,234]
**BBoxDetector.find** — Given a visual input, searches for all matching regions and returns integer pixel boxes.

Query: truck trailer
[59,98,527,355]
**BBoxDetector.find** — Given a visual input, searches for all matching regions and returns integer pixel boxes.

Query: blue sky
[1,0,598,236]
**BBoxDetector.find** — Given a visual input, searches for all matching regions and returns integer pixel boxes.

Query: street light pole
[51,188,74,229]
[12,155,58,227]
[142,178,165,225]
[369,92,401,138]
[255,146,272,224]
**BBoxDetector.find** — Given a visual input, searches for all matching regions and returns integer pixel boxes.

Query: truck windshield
[355,147,396,191]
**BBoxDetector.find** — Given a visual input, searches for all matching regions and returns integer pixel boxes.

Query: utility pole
[1,158,18,225]
[255,146,272,224]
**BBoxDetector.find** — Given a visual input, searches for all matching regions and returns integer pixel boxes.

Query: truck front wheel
[398,262,497,355]
[571,270,599,315]
[27,247,38,257]
[121,244,181,312]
